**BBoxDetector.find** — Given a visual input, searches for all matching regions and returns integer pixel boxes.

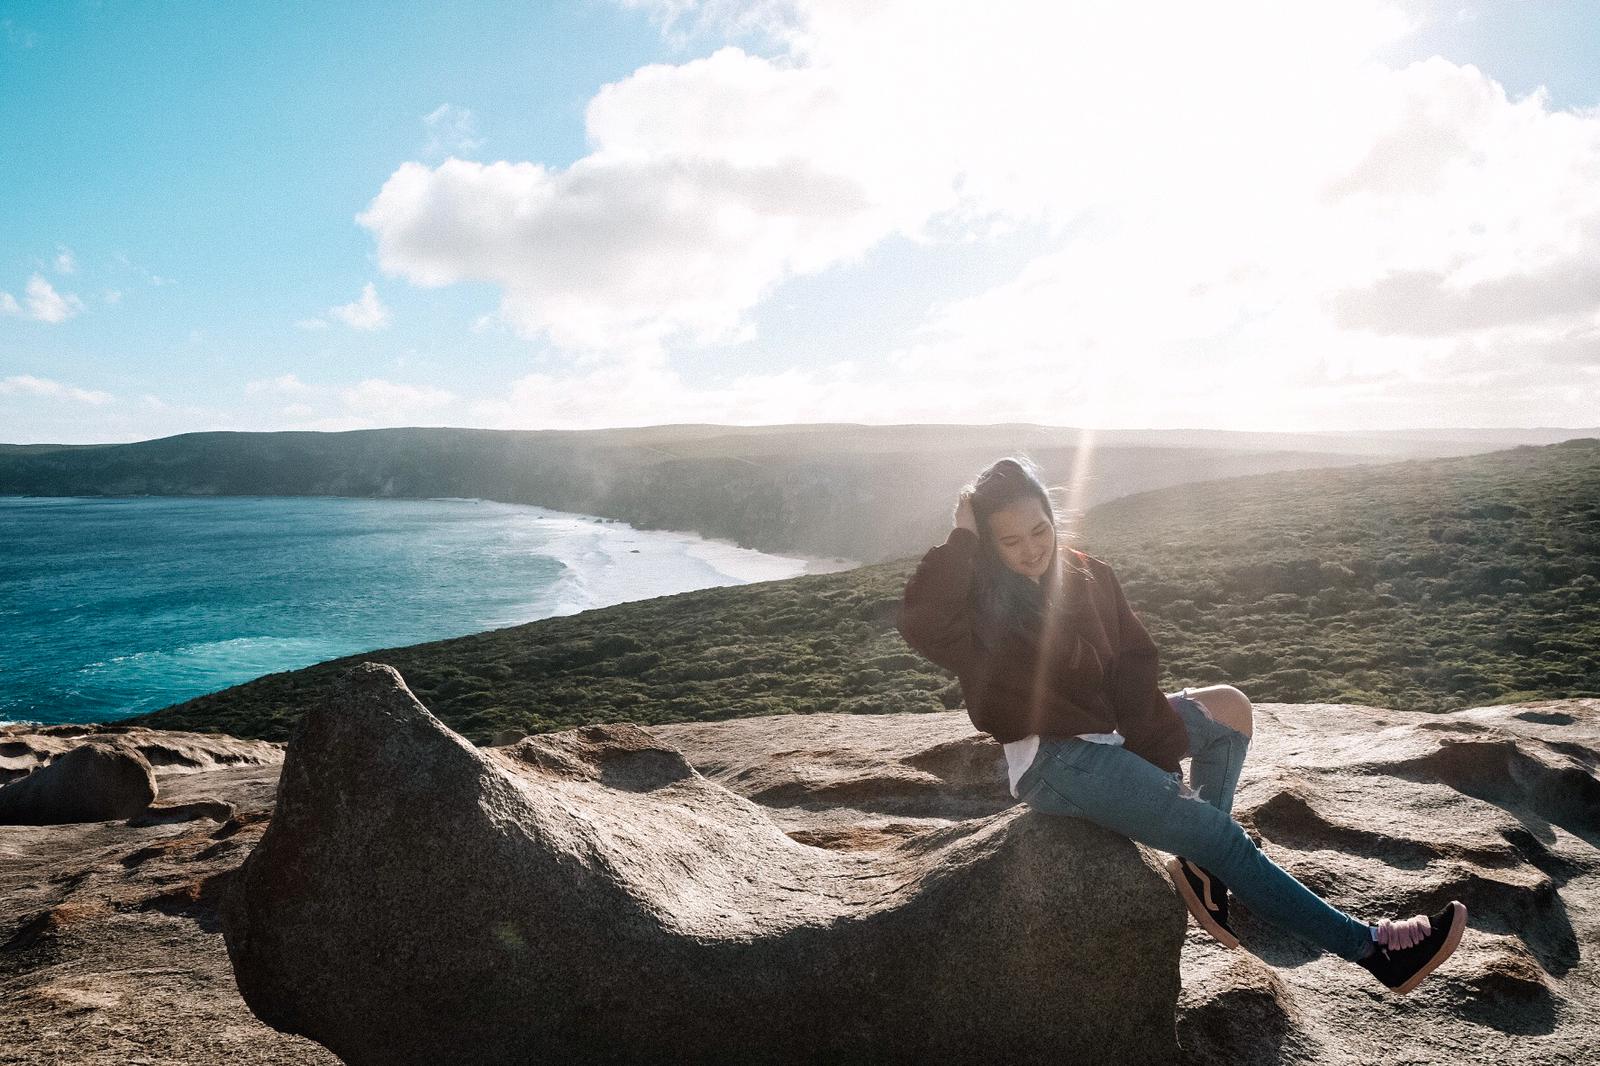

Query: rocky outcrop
[0,758,336,1065]
[2,692,1597,1065]
[222,662,1186,1066]
[0,724,279,826]
[0,724,283,786]
[0,744,157,825]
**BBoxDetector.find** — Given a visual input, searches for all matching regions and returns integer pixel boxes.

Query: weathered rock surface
[662,697,1600,1065]
[223,662,1186,1065]
[0,744,157,825]
[0,750,337,1065]
[0,723,284,785]
[126,798,239,827]
[2,690,1597,1065]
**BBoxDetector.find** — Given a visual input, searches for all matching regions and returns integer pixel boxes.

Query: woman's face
[985,496,1056,582]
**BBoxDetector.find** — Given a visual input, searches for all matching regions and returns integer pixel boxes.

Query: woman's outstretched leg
[1019,718,1470,992]
[1018,737,1373,962]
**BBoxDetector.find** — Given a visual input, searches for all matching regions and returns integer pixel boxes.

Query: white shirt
[1003,731,1125,799]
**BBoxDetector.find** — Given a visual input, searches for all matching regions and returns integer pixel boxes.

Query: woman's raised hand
[953,490,978,533]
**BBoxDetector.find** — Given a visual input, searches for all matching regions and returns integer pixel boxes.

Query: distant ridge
[4,423,1593,562]
[5,420,1596,455]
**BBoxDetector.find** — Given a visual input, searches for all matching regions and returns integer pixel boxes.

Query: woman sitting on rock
[896,454,1466,995]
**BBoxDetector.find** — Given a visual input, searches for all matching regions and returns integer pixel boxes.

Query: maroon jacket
[897,526,1189,773]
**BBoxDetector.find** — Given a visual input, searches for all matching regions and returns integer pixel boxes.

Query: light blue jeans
[1016,691,1371,961]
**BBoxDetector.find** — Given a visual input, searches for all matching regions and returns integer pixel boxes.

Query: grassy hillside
[1091,437,1599,711]
[127,438,1600,743]
[0,423,1416,562]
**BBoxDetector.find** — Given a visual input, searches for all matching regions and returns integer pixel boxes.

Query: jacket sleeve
[1104,565,1189,773]
[897,526,983,681]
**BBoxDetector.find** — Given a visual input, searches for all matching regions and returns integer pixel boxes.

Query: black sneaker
[1357,900,1468,995]
[1167,855,1239,948]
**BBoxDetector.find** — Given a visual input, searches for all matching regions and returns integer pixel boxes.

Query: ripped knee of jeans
[1168,770,1205,802]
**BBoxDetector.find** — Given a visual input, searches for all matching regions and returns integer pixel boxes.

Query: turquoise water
[0,496,810,726]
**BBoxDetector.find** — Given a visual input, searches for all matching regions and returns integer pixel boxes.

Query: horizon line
[5,422,1600,448]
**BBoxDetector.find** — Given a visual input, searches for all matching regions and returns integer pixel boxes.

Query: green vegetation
[1091,437,1600,713]
[127,438,1600,744]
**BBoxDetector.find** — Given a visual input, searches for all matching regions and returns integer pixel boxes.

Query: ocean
[0,496,821,726]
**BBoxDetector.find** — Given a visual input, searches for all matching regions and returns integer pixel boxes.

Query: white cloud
[0,374,114,405]
[357,2,1421,361]
[0,275,86,322]
[421,103,483,158]
[103,289,122,305]
[328,283,391,331]
[4,274,86,323]
[352,0,1600,430]
[54,247,76,274]
[359,44,925,354]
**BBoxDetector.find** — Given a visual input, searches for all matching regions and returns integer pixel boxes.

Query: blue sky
[3,0,1598,442]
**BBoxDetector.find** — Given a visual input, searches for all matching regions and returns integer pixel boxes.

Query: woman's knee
[1189,684,1253,739]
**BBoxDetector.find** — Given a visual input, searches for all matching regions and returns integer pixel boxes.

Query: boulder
[0,743,157,825]
[223,663,1186,1065]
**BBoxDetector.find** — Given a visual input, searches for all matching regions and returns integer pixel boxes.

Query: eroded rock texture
[1,688,1596,1065]
[223,662,1186,1066]
[1168,700,1600,1065]
[0,743,334,1064]
[0,723,280,827]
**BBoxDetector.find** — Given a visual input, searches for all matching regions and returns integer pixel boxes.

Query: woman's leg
[1166,687,1250,817]
[1018,738,1372,961]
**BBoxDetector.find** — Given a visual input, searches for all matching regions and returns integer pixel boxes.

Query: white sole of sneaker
[1391,900,1468,995]
[1166,856,1240,949]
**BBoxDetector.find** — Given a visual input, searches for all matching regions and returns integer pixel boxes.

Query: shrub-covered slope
[128,438,1600,743]
[1088,437,1599,712]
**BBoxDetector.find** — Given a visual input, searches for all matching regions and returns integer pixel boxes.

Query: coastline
[1,496,861,727]
[426,496,862,580]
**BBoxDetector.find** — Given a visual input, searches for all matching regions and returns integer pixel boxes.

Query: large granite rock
[0,744,157,825]
[222,662,1187,1065]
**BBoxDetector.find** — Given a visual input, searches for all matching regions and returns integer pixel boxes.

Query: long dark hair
[966,455,1091,650]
